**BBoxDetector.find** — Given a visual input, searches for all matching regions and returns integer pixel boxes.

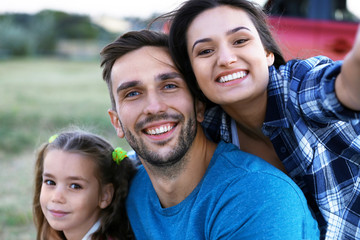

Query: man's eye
[70,183,82,189]
[125,91,140,98]
[164,84,177,89]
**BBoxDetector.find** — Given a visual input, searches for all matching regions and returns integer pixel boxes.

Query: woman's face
[186,5,274,106]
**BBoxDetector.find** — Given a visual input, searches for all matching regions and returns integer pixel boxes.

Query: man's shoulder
[213,141,282,174]
[210,141,305,196]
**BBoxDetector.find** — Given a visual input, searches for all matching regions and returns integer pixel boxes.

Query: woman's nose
[217,45,237,67]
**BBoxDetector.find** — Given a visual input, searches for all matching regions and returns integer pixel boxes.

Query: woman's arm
[335,25,360,111]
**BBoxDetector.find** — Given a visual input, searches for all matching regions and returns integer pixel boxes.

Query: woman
[166,0,360,239]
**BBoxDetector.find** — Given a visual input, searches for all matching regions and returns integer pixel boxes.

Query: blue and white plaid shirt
[202,56,360,240]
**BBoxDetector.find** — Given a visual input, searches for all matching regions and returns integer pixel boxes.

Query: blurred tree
[0,10,115,57]
[0,17,33,56]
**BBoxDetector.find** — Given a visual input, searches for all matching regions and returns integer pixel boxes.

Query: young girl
[166,0,360,239]
[33,129,136,240]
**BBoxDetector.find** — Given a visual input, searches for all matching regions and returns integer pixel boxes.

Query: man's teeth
[146,125,173,135]
[219,71,247,83]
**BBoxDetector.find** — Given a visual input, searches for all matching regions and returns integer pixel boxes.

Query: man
[100,30,319,239]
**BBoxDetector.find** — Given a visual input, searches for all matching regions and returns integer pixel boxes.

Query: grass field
[0,58,130,239]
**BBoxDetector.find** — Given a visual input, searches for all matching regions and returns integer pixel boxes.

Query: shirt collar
[263,66,290,129]
[82,220,100,240]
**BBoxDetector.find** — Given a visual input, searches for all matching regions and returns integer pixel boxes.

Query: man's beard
[120,112,197,176]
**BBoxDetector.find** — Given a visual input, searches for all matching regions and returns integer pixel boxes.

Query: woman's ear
[99,183,114,209]
[266,51,275,67]
[108,109,125,138]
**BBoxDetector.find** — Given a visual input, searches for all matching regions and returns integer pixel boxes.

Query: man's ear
[99,183,114,209]
[108,109,125,138]
[195,99,206,123]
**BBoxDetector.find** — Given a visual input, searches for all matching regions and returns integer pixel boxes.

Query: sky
[0,0,196,18]
[0,0,359,19]
[0,0,268,18]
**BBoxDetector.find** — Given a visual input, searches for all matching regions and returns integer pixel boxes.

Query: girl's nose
[51,187,66,203]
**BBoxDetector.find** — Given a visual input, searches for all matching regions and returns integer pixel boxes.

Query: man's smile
[144,123,176,135]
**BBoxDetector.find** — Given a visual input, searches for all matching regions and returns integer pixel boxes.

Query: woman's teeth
[219,71,247,83]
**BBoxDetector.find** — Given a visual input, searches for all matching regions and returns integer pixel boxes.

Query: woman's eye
[198,49,213,56]
[234,39,248,45]
[70,183,82,189]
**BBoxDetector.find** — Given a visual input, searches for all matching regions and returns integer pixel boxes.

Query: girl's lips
[49,209,69,218]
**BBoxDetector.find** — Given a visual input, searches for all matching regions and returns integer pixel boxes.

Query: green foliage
[0,10,115,57]
[0,18,34,56]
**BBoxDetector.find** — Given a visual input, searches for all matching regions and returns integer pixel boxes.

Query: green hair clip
[112,147,127,165]
[48,134,59,143]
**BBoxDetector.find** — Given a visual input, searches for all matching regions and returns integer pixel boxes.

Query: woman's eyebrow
[192,38,211,52]
[191,26,251,52]
[227,26,251,35]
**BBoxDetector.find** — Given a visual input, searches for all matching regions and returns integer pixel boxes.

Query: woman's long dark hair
[159,0,286,141]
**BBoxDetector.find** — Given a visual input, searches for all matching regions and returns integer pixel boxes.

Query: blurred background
[0,0,359,239]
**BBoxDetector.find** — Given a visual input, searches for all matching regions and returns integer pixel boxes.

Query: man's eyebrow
[191,26,251,52]
[116,80,141,94]
[156,72,182,81]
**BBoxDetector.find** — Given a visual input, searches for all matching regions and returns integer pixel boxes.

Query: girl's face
[186,5,274,106]
[40,150,109,240]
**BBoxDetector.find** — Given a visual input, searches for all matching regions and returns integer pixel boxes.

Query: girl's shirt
[202,56,360,240]
[82,220,100,240]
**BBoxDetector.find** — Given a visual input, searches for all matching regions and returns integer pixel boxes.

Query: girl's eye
[44,179,55,185]
[198,49,213,56]
[70,183,82,189]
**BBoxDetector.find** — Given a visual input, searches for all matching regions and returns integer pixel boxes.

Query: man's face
[108,46,204,167]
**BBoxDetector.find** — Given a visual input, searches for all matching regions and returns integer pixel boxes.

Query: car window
[264,0,359,22]
[264,0,308,18]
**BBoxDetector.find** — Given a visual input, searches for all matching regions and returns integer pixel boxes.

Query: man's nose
[143,91,168,115]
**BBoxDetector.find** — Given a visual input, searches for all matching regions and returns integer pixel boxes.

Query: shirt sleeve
[288,56,360,123]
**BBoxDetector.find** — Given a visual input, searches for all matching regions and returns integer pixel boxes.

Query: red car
[264,0,359,60]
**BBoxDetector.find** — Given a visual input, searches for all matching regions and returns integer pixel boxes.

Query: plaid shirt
[202,56,360,240]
